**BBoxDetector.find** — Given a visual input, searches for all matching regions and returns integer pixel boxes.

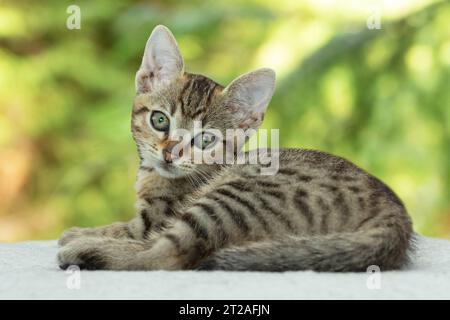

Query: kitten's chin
[154,163,187,179]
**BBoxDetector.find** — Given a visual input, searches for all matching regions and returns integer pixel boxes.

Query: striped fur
[58,149,414,271]
[57,25,413,272]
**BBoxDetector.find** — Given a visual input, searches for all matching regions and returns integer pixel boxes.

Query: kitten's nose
[162,140,183,163]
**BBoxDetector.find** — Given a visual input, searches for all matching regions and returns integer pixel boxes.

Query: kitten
[57,25,413,271]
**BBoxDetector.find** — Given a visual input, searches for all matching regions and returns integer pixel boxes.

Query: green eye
[150,111,170,132]
[194,132,216,150]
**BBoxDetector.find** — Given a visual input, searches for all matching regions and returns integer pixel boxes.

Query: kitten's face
[132,74,232,178]
[132,25,275,179]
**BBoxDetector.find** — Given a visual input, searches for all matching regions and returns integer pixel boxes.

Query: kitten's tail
[197,228,415,272]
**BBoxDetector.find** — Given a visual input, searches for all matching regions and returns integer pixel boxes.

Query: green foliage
[0,0,449,240]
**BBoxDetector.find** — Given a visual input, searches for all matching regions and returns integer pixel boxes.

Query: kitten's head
[132,25,275,179]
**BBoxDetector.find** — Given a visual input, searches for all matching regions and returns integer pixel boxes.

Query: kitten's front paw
[57,237,147,271]
[57,238,107,270]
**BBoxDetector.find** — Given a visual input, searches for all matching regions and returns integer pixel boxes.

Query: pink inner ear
[136,69,153,93]
[225,69,275,128]
[136,26,184,94]
[136,60,178,94]
[239,111,262,130]
[251,87,270,113]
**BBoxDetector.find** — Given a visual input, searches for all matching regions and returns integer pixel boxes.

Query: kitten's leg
[58,220,142,246]
[58,170,193,246]
[58,196,177,246]
[57,196,176,246]
[58,217,212,270]
[58,210,214,270]
[57,236,149,270]
[58,180,272,270]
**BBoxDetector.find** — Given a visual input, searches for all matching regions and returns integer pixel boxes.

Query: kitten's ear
[223,68,276,130]
[135,25,184,94]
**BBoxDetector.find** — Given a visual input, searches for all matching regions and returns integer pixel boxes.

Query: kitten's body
[57,26,413,272]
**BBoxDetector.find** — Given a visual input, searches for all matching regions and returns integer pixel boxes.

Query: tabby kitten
[57,25,413,272]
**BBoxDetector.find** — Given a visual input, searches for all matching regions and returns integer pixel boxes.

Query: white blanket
[0,235,449,299]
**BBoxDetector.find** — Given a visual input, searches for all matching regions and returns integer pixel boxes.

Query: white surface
[0,235,449,300]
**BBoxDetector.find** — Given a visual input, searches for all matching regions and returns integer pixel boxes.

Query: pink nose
[162,141,183,163]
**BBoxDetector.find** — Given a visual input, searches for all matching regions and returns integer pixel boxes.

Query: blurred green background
[0,0,449,241]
